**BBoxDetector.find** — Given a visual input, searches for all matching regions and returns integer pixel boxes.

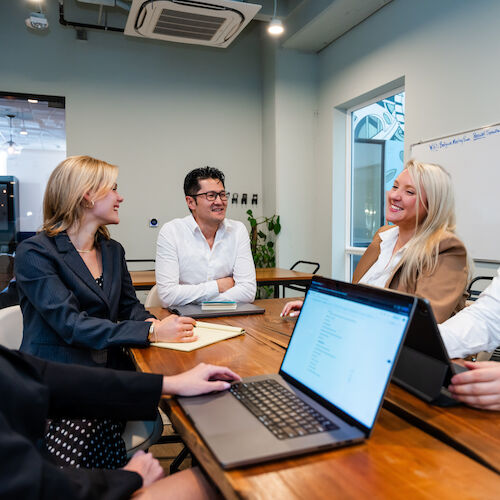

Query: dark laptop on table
[392,297,468,406]
[172,302,265,319]
[177,277,417,469]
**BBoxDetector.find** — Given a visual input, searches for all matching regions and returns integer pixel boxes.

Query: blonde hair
[42,155,118,241]
[396,159,467,289]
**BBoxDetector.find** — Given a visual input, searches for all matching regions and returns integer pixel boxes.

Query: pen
[166,307,181,315]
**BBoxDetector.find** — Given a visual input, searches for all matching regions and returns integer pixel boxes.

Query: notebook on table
[392,297,468,406]
[151,321,244,352]
[177,277,417,469]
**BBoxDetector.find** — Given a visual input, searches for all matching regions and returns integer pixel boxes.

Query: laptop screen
[280,280,413,429]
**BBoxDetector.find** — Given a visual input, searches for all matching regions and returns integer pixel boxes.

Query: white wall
[0,1,263,259]
[313,0,500,278]
[273,48,318,269]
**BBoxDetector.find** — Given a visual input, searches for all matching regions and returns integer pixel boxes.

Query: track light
[268,18,284,35]
[268,1,284,36]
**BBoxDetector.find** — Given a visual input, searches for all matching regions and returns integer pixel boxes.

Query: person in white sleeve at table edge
[439,268,500,411]
[155,167,256,307]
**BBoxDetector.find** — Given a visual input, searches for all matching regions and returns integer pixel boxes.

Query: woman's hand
[123,450,164,488]
[448,361,500,411]
[155,315,197,343]
[162,363,241,396]
[280,300,304,318]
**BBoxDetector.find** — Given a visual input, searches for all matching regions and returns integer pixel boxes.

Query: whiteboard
[411,124,500,262]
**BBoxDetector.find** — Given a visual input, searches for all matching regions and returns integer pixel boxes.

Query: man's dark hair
[183,167,225,196]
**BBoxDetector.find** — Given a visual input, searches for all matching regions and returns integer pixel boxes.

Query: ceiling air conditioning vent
[125,0,262,48]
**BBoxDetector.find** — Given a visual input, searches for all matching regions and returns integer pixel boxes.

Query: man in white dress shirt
[440,269,500,410]
[155,167,256,307]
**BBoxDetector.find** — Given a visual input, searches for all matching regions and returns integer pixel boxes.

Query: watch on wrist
[148,322,156,343]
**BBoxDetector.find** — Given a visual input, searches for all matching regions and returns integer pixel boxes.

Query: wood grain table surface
[130,299,500,498]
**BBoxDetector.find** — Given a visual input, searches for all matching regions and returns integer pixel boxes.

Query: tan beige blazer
[352,225,468,323]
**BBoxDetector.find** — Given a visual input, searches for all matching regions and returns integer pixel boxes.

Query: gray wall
[3,0,500,279]
[0,1,263,259]
[314,0,500,278]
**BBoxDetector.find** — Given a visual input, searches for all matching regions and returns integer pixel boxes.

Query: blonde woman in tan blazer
[282,161,469,323]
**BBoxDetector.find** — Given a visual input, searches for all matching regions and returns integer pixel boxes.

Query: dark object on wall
[252,194,258,205]
[241,193,247,205]
[231,193,238,204]
[0,177,19,254]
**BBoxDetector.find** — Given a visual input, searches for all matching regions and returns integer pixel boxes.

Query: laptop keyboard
[229,379,339,440]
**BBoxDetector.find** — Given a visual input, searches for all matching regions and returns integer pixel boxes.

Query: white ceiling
[0,97,66,153]
[66,0,394,53]
[282,0,393,52]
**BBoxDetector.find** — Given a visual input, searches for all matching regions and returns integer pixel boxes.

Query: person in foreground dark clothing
[0,346,239,499]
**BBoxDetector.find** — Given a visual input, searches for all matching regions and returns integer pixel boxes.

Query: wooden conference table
[130,299,500,499]
[129,268,315,297]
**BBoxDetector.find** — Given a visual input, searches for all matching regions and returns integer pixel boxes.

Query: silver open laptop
[177,277,417,468]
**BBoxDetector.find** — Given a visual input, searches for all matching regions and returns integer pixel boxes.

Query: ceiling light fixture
[5,115,17,155]
[25,1,48,31]
[20,112,28,136]
[268,0,284,36]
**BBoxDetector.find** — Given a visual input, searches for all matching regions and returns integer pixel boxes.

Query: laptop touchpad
[179,391,263,436]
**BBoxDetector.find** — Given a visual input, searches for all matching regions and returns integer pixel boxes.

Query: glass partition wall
[0,92,66,253]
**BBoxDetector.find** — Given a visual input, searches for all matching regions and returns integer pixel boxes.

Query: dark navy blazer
[0,346,162,499]
[15,232,153,368]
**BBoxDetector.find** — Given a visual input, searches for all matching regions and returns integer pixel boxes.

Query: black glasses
[189,190,229,201]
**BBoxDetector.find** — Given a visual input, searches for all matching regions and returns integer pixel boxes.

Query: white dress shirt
[359,226,407,288]
[439,267,500,358]
[155,215,256,306]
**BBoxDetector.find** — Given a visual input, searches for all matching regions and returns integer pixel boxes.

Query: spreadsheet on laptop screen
[281,288,410,428]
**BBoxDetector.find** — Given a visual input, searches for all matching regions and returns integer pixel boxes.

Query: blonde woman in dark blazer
[282,161,469,323]
[15,155,197,469]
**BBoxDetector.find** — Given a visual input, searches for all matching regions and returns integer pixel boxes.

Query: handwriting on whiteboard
[427,127,500,152]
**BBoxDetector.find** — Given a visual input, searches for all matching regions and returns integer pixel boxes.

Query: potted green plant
[246,209,281,298]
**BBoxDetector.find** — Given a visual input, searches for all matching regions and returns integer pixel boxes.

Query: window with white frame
[345,89,405,279]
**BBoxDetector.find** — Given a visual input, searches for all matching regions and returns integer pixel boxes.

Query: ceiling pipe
[58,0,124,33]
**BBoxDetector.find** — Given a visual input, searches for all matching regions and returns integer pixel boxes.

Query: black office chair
[282,260,320,297]
[466,275,493,301]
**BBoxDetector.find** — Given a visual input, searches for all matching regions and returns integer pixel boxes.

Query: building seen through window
[348,91,405,275]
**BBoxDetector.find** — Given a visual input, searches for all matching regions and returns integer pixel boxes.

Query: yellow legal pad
[151,321,245,352]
